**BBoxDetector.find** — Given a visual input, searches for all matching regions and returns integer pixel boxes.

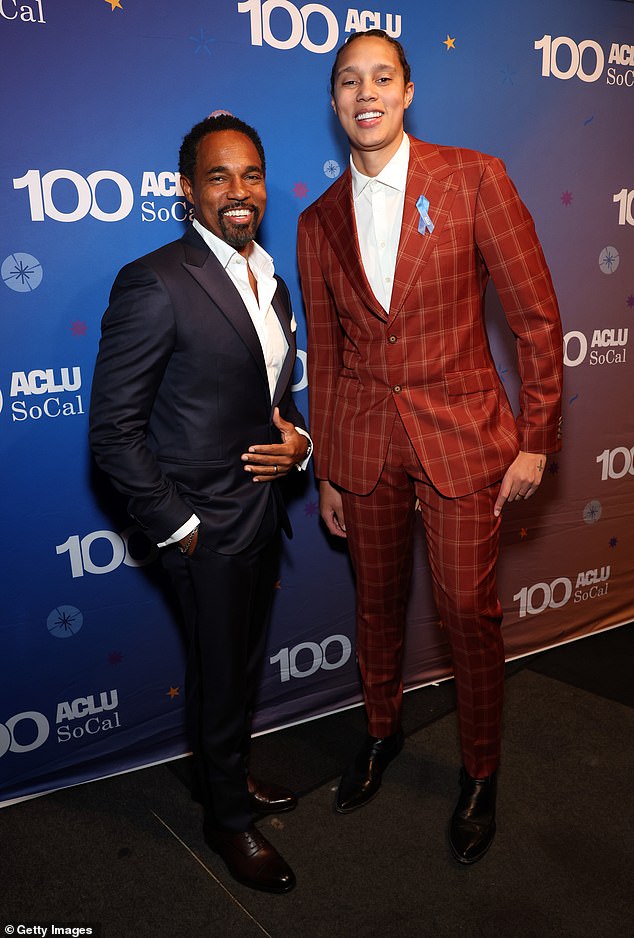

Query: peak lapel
[181,231,268,388]
[316,170,388,322]
[389,141,459,319]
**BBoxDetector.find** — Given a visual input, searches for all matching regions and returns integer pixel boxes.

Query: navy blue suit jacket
[89,225,305,553]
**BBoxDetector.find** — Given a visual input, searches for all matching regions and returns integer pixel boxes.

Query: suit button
[393,385,402,393]
[388,335,397,344]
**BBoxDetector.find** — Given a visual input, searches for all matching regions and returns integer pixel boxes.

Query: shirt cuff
[157,514,201,548]
[295,427,313,471]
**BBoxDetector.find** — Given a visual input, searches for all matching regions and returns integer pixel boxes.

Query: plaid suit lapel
[390,139,459,318]
[316,169,388,322]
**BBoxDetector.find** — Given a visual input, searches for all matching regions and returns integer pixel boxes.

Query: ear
[180,174,194,205]
[330,95,338,114]
[404,81,414,110]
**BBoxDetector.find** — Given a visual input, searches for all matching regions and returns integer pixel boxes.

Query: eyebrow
[337,62,397,78]
[204,164,263,176]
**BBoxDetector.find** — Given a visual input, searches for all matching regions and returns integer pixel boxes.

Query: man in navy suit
[89,114,310,893]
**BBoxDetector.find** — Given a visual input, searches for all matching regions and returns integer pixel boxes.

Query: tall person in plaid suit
[297,30,563,864]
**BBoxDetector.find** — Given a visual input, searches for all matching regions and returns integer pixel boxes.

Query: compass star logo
[599,246,619,275]
[583,500,602,525]
[2,253,43,292]
[47,605,84,638]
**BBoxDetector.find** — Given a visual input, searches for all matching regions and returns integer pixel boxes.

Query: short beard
[218,206,260,250]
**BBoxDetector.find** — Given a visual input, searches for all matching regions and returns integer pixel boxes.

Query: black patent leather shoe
[247,775,298,815]
[335,728,404,814]
[449,768,497,864]
[204,824,296,893]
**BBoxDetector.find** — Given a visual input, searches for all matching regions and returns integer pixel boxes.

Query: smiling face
[180,129,266,254]
[331,34,414,175]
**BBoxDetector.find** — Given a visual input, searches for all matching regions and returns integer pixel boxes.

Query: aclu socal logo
[564,328,628,368]
[4,365,85,423]
[56,689,121,744]
[0,0,46,23]
[0,689,121,758]
[13,169,193,224]
[535,34,634,87]
[237,0,402,54]
[514,566,611,618]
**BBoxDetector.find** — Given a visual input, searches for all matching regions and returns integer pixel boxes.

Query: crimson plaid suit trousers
[341,411,505,779]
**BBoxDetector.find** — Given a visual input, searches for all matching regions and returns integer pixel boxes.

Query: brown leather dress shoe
[247,775,298,815]
[204,825,296,893]
[335,728,404,814]
[449,768,497,865]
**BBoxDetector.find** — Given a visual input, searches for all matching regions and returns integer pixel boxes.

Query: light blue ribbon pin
[416,195,434,235]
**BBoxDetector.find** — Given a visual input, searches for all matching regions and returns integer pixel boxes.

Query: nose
[357,77,377,101]
[227,175,249,201]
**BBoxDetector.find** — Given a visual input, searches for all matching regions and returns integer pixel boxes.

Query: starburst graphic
[583,500,602,524]
[190,27,214,55]
[104,0,123,10]
[2,253,43,292]
[500,65,516,85]
[47,606,84,639]
[70,321,88,336]
[304,500,319,517]
[274,579,282,590]
[599,246,619,275]
[108,651,124,665]
[443,35,456,51]
[561,191,573,207]
[167,686,180,699]
[548,461,559,475]
[293,182,308,199]
[626,295,634,308]
[519,528,528,540]
[609,536,618,548]
[323,160,340,179]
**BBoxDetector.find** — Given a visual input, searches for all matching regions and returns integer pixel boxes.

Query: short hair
[178,113,266,180]
[329,29,412,97]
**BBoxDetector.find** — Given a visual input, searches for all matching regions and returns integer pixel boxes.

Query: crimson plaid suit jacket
[297,135,563,499]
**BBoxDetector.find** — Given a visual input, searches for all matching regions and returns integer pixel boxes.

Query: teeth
[356,111,382,121]
[224,209,251,218]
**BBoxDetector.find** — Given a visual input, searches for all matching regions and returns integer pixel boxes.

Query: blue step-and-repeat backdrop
[1,0,633,804]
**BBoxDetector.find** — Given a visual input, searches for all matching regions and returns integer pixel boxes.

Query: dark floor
[2,623,632,938]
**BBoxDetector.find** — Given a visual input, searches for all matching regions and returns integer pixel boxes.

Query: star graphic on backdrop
[190,27,214,55]
[548,461,559,475]
[274,579,282,590]
[167,686,180,699]
[104,0,123,10]
[70,320,88,336]
[304,500,319,518]
[443,35,456,51]
[108,651,124,665]
[599,246,619,274]
[519,528,528,540]
[626,295,634,308]
[609,537,618,548]
[500,64,516,85]
[293,182,308,199]
[561,191,573,207]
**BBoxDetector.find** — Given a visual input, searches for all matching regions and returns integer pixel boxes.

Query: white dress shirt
[350,132,410,312]
[159,220,309,547]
